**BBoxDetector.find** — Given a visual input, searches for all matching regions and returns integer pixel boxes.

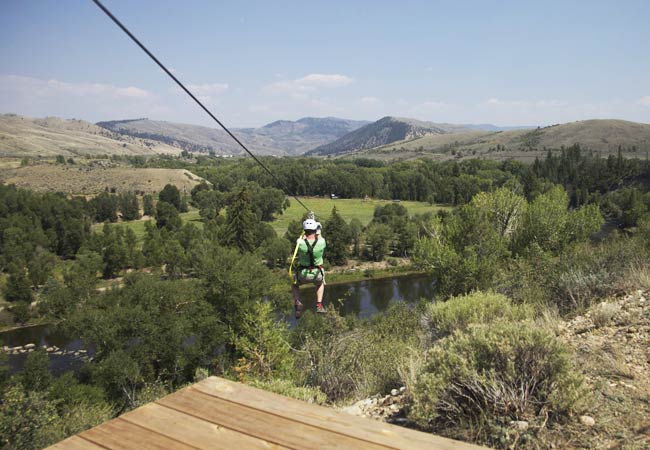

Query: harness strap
[304,236,318,269]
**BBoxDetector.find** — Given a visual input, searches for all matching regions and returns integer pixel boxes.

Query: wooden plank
[157,386,387,450]
[121,402,286,450]
[79,418,197,450]
[194,377,485,450]
[46,436,106,450]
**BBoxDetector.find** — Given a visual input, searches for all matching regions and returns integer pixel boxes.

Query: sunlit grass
[268,197,450,236]
[100,199,449,242]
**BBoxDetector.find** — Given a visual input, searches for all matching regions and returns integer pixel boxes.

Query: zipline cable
[91,0,312,213]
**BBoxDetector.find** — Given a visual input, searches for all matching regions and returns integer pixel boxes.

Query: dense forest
[1,148,650,448]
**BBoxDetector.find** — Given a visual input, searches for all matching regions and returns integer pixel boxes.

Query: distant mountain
[97,117,370,156]
[0,114,180,158]
[305,116,471,156]
[352,119,650,162]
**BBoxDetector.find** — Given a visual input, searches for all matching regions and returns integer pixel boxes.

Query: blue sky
[1,0,649,127]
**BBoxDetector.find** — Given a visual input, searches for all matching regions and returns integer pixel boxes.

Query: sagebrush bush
[499,235,650,314]
[591,301,620,328]
[423,291,535,340]
[407,323,586,448]
[247,378,327,405]
[291,304,422,402]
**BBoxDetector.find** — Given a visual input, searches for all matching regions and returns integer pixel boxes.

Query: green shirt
[297,236,326,267]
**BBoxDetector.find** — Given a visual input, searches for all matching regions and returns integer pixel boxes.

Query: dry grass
[0,165,206,195]
[0,114,180,158]
[592,301,621,328]
[351,119,650,162]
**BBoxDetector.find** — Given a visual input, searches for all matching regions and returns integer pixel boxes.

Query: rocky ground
[339,289,650,449]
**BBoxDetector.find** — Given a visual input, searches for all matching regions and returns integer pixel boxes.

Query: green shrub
[292,305,420,402]
[408,323,586,448]
[423,291,534,340]
[232,300,294,381]
[248,378,327,405]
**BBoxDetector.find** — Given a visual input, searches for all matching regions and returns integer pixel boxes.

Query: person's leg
[315,282,324,304]
[292,283,301,304]
[293,282,304,318]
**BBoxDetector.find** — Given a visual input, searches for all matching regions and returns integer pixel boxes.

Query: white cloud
[420,101,449,109]
[0,75,153,99]
[264,73,353,97]
[296,73,353,87]
[484,97,568,108]
[638,96,650,106]
[360,96,381,106]
[186,83,229,96]
[0,74,169,121]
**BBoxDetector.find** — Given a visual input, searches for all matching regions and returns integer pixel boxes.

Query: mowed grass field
[269,197,448,235]
[103,198,449,242]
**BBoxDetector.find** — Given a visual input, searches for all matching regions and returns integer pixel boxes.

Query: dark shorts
[294,267,326,286]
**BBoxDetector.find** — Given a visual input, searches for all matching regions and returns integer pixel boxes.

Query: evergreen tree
[324,206,351,265]
[349,218,363,257]
[155,201,182,231]
[91,192,118,223]
[142,194,155,216]
[159,184,181,211]
[118,191,140,221]
[223,189,257,253]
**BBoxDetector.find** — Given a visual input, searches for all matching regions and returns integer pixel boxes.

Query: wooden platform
[48,376,486,449]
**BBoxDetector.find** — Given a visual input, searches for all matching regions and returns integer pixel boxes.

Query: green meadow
[98,198,448,242]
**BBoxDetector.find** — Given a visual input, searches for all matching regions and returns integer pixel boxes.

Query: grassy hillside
[0,164,206,195]
[0,114,180,158]
[345,119,650,162]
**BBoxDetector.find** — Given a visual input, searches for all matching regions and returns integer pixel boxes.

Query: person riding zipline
[291,218,327,318]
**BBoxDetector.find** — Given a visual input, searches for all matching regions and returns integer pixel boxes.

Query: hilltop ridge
[306,116,471,156]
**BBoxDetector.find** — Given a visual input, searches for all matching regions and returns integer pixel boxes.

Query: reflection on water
[1,325,89,376]
[294,273,436,323]
[2,273,436,373]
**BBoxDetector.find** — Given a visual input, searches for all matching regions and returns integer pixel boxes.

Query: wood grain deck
[48,376,486,449]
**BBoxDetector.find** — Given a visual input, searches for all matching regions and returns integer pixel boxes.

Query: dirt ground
[340,289,650,449]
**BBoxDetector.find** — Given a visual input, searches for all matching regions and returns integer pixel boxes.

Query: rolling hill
[340,119,650,162]
[305,116,471,156]
[0,114,181,158]
[97,117,370,156]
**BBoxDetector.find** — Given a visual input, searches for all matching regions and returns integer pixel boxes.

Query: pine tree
[159,184,181,210]
[223,189,257,253]
[143,194,155,216]
[324,206,352,265]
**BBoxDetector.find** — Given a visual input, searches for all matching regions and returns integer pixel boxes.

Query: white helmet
[303,218,318,231]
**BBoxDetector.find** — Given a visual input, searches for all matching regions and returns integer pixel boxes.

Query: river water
[2,273,436,374]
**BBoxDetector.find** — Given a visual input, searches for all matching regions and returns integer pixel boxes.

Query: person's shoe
[294,301,304,319]
[316,302,326,313]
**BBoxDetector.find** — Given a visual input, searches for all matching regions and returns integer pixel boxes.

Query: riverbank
[296,258,423,286]
[0,319,50,334]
